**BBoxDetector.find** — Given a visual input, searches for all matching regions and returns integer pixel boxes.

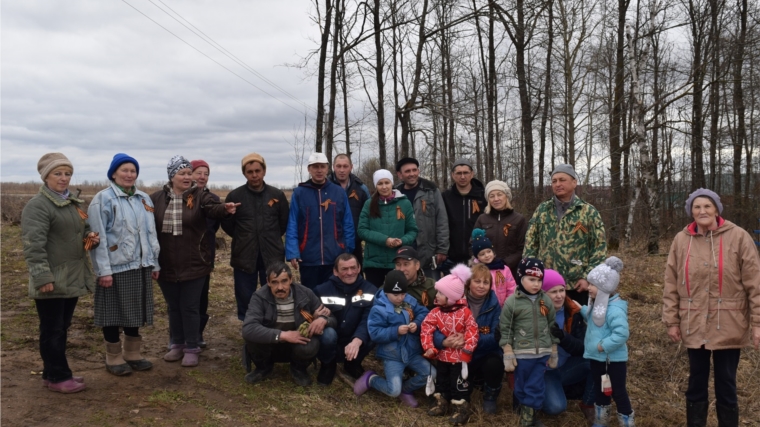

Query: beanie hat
[516,258,545,281]
[684,188,723,216]
[38,153,73,181]
[471,228,493,257]
[542,269,566,293]
[373,169,394,187]
[435,264,471,305]
[395,157,419,172]
[167,155,192,180]
[451,158,473,171]
[550,164,579,181]
[383,270,409,294]
[241,153,266,171]
[587,256,624,327]
[485,180,512,202]
[191,159,210,172]
[107,153,139,181]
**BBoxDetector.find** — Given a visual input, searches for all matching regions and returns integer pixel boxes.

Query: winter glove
[503,344,517,372]
[550,321,565,340]
[547,344,559,369]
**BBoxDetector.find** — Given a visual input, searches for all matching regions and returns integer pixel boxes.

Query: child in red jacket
[421,264,479,425]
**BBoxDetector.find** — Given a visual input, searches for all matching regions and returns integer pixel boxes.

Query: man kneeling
[242,262,336,386]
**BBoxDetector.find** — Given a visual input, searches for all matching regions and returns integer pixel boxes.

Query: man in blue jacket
[286,152,355,289]
[314,253,377,385]
[329,154,369,266]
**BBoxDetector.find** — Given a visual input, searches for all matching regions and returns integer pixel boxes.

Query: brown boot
[428,393,449,416]
[105,340,132,376]
[122,335,153,371]
[449,399,471,425]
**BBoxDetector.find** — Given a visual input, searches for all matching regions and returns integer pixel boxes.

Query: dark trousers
[102,326,139,343]
[590,360,632,415]
[515,355,549,409]
[566,289,589,306]
[469,352,505,389]
[35,298,78,384]
[363,267,392,289]
[316,327,374,377]
[159,277,205,349]
[436,361,472,402]
[199,274,211,338]
[686,347,740,407]
[246,338,320,370]
[299,264,333,290]
[233,254,268,321]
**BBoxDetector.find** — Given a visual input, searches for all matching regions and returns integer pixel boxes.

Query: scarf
[161,184,194,236]
[47,186,70,200]
[466,291,486,318]
[486,258,507,290]
[115,184,135,196]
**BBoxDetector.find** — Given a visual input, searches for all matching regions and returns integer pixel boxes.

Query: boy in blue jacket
[354,270,434,408]
[582,257,634,427]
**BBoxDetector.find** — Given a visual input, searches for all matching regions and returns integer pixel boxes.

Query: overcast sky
[2,0,324,188]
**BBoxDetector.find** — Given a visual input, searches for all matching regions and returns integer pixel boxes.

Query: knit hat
[551,164,579,181]
[471,228,493,257]
[308,152,329,166]
[396,157,419,172]
[485,180,512,202]
[106,153,139,181]
[451,158,473,171]
[684,188,723,216]
[372,169,394,187]
[542,269,566,293]
[516,258,545,281]
[587,256,624,327]
[435,264,471,305]
[241,153,266,171]
[191,159,210,172]
[393,246,419,261]
[167,155,192,180]
[383,270,409,294]
[38,153,73,181]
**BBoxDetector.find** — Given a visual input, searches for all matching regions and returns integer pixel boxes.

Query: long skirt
[94,267,154,327]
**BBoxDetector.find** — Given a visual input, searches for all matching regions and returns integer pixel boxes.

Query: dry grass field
[1,185,758,427]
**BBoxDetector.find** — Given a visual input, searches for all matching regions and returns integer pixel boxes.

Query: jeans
[590,360,632,415]
[35,298,78,384]
[686,347,740,407]
[299,264,333,290]
[543,356,594,415]
[234,260,267,321]
[436,361,471,401]
[246,337,320,370]
[514,355,549,409]
[317,327,374,366]
[370,354,435,397]
[159,277,205,349]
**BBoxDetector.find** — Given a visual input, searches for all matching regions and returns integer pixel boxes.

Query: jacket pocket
[108,232,135,266]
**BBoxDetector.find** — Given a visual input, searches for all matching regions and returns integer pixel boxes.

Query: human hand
[307,317,328,337]
[280,330,310,344]
[752,326,760,350]
[667,325,682,343]
[98,275,113,288]
[225,202,241,214]
[423,349,436,359]
[408,322,418,334]
[290,259,301,270]
[443,333,465,349]
[597,343,604,352]
[151,271,160,281]
[575,279,589,292]
[315,305,331,317]
[435,254,447,266]
[345,338,362,361]
[397,325,410,335]
[385,238,396,248]
[39,283,54,293]
[550,322,565,340]
[90,232,100,245]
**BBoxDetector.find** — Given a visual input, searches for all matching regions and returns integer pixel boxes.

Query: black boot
[482,384,501,414]
[317,361,337,386]
[519,405,546,427]
[716,403,738,427]
[449,399,471,425]
[686,401,708,427]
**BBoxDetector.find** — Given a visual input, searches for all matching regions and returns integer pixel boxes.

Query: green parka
[358,191,418,269]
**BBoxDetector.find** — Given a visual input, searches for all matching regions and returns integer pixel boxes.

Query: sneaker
[244,366,274,384]
[43,376,83,388]
[353,370,376,396]
[290,365,312,387]
[398,392,419,408]
[47,378,87,394]
[317,361,337,386]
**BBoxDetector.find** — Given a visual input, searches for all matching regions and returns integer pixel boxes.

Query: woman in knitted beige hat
[22,153,100,393]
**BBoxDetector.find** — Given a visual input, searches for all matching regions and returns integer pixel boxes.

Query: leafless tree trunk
[315,0,333,153]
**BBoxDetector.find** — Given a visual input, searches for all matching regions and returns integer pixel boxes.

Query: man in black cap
[393,246,437,309]
[395,157,449,279]
[442,158,487,268]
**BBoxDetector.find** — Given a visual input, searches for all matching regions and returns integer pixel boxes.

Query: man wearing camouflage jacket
[523,164,607,305]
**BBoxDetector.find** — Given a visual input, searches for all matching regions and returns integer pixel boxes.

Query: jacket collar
[39,185,83,207]
[686,216,726,236]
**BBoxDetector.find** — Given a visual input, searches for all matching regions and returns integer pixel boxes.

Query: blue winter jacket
[368,290,429,364]
[314,275,378,347]
[434,290,503,361]
[285,180,355,266]
[582,294,629,362]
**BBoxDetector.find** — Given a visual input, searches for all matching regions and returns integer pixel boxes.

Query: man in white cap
[285,152,355,289]
[523,164,607,305]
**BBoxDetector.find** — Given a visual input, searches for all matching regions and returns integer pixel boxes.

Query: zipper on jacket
[319,190,324,265]
[533,297,540,354]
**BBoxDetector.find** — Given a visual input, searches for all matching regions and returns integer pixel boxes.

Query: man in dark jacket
[242,262,336,387]
[442,158,487,267]
[329,154,369,266]
[393,246,437,310]
[314,253,377,385]
[395,157,449,279]
[222,153,289,321]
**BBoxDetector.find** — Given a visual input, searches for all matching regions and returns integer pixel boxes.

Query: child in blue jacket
[582,256,634,427]
[354,270,433,408]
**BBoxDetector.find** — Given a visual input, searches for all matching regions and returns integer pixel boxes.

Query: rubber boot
[105,340,132,376]
[716,403,738,427]
[482,384,501,414]
[519,405,546,427]
[164,344,185,362]
[579,402,596,424]
[122,335,153,371]
[449,399,471,426]
[616,410,635,427]
[181,347,201,367]
[686,401,708,427]
[592,404,611,427]
[428,393,449,416]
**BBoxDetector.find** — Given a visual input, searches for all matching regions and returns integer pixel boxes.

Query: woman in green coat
[358,169,417,287]
[21,153,99,394]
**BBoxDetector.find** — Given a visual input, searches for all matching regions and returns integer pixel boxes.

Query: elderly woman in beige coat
[663,188,760,427]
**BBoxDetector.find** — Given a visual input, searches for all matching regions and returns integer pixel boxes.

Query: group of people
[22,150,760,427]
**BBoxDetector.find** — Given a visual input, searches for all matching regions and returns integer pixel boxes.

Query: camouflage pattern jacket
[523,195,607,289]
